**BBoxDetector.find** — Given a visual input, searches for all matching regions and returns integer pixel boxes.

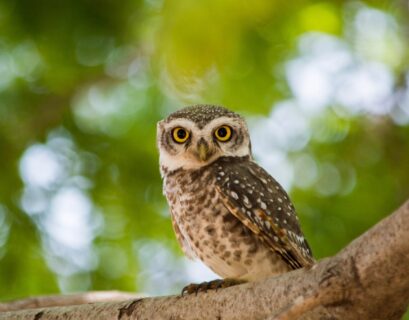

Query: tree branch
[0,291,142,312]
[1,200,409,320]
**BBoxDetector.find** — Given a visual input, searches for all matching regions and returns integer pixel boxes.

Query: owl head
[157,105,252,173]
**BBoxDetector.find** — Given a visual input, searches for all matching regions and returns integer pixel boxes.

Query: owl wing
[214,158,314,269]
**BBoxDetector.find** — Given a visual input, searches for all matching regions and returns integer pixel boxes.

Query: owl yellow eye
[214,125,232,142]
[172,127,190,143]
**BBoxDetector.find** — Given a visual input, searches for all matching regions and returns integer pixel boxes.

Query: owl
[157,105,314,294]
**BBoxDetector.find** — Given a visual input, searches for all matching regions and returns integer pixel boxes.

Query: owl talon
[181,278,245,296]
[181,282,209,296]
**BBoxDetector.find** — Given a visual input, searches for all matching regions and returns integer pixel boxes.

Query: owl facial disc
[157,105,252,172]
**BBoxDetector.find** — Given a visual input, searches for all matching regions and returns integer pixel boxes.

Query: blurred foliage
[0,1,408,317]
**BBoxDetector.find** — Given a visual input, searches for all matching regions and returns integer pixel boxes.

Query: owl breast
[163,161,291,281]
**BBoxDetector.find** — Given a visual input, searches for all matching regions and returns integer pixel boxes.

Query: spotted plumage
[157,105,314,288]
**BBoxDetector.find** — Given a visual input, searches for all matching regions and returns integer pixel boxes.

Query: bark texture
[0,291,142,312]
[1,200,409,320]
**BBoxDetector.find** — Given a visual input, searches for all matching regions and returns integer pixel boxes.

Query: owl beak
[197,139,213,162]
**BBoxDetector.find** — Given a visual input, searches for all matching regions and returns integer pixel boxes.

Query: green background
[0,0,408,316]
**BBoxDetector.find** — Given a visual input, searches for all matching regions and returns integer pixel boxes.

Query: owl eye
[214,125,232,142]
[172,127,190,143]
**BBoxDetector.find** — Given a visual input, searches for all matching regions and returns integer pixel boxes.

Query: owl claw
[181,278,246,296]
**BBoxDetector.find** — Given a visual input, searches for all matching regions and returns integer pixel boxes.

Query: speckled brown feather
[170,214,195,259]
[159,105,314,283]
[214,156,314,269]
[165,105,241,129]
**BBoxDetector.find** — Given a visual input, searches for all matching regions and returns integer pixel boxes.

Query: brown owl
[157,105,314,294]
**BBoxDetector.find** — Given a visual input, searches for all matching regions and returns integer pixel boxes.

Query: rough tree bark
[1,200,409,320]
[0,292,142,312]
